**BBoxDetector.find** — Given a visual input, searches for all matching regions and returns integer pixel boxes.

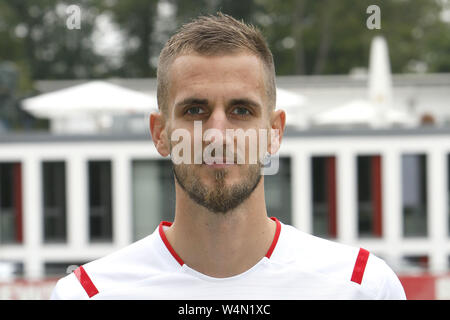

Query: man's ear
[150,111,170,157]
[268,109,286,155]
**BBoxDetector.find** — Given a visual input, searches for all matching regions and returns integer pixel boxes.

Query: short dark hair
[157,12,276,115]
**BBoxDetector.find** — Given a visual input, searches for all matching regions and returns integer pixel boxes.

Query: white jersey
[50,218,406,300]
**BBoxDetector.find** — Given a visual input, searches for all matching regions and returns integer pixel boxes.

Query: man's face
[164,52,273,213]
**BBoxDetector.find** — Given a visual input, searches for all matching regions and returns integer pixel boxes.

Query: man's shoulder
[51,230,168,299]
[274,222,361,268]
[274,222,406,299]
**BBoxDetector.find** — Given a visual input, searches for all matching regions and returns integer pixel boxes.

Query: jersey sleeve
[362,253,406,300]
[351,248,406,300]
[374,260,407,300]
[49,273,90,300]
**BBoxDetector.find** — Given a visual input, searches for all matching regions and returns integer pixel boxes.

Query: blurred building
[1,72,450,297]
[1,36,450,299]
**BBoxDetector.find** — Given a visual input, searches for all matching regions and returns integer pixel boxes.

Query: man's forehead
[167,53,267,104]
[170,52,264,80]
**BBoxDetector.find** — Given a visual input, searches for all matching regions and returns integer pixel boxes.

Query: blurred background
[0,0,450,299]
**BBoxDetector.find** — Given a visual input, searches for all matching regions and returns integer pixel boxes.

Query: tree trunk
[313,0,334,75]
[292,0,306,74]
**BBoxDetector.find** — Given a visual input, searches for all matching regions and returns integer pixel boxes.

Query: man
[51,12,406,300]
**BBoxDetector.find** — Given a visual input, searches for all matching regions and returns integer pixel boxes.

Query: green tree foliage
[0,0,106,81]
[100,0,159,77]
[253,0,450,75]
[0,0,448,83]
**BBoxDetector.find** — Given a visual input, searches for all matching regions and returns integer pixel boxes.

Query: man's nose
[204,107,229,134]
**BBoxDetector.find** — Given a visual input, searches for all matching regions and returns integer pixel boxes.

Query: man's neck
[164,180,276,278]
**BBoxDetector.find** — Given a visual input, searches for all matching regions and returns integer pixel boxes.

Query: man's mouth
[202,157,236,167]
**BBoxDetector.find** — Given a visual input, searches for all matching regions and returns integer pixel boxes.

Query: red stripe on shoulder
[351,248,370,285]
[74,266,99,298]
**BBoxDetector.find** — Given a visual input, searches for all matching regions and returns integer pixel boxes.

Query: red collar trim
[158,217,282,266]
[265,217,281,258]
[159,221,184,266]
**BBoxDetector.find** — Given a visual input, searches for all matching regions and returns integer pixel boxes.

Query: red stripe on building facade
[327,157,337,238]
[371,156,383,237]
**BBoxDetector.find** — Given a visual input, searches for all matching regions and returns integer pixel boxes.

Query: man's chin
[173,163,262,214]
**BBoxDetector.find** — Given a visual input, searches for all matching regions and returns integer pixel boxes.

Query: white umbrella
[21,80,157,118]
[312,36,417,129]
[276,88,306,109]
[368,36,393,108]
[312,99,416,128]
[276,88,307,127]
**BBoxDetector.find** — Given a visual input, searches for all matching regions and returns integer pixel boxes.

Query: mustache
[169,139,264,165]
[198,143,246,164]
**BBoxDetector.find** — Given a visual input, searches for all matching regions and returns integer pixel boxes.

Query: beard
[172,163,262,214]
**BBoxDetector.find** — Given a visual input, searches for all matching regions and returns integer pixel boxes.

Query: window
[402,255,429,272]
[402,154,427,237]
[88,161,113,242]
[0,260,23,279]
[42,161,67,243]
[132,159,175,241]
[264,157,292,225]
[0,162,22,244]
[311,156,337,238]
[357,155,383,238]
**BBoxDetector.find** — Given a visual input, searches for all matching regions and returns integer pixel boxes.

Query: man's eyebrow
[175,98,209,109]
[174,97,262,110]
[228,98,262,110]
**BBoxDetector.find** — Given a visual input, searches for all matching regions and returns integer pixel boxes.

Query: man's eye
[231,107,250,116]
[185,107,205,115]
